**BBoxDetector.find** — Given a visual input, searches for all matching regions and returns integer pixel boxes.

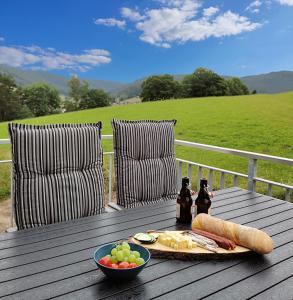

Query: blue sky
[0,0,292,82]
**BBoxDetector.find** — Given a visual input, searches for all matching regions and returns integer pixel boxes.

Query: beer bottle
[176,177,193,224]
[195,178,211,215]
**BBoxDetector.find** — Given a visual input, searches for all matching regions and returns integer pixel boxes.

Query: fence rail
[1,135,292,228]
[175,139,293,166]
[174,139,293,201]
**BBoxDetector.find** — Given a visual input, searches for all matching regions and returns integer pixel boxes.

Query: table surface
[0,187,292,300]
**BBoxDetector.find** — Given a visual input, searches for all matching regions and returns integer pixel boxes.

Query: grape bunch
[99,242,145,269]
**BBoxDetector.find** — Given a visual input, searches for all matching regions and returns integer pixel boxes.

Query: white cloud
[246,0,262,13]
[96,0,261,48]
[277,0,293,5]
[131,0,262,48]
[0,44,111,71]
[0,37,4,42]
[203,7,219,18]
[156,0,200,10]
[121,7,145,21]
[94,18,125,29]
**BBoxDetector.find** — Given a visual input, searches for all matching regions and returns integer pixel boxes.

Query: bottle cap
[200,178,208,188]
[182,177,189,187]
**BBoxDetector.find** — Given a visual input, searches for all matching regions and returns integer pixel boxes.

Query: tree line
[0,74,112,122]
[140,67,255,102]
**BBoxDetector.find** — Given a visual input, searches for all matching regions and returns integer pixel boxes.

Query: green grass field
[0,92,292,201]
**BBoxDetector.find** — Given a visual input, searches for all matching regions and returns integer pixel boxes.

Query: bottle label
[176,203,180,218]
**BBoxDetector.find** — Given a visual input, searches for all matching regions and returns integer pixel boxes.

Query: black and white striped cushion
[112,119,177,208]
[9,123,105,230]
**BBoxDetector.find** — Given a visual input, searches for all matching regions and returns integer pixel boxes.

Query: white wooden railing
[175,139,293,201]
[1,135,293,227]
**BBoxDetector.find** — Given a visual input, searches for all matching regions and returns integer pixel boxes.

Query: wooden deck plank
[250,275,293,300]
[211,189,256,203]
[0,204,177,251]
[203,257,293,299]
[0,217,177,272]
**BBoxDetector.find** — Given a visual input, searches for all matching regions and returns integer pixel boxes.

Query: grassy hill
[0,92,292,201]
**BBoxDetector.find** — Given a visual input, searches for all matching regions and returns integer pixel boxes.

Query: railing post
[267,183,273,197]
[248,158,257,192]
[177,161,183,192]
[233,175,238,187]
[108,154,113,203]
[208,169,213,190]
[197,166,203,191]
[285,188,291,202]
[188,164,192,188]
[220,172,225,189]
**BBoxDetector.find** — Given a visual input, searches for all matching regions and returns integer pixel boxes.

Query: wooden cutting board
[129,231,252,260]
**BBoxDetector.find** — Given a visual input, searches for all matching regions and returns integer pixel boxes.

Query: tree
[226,77,249,95]
[62,97,78,112]
[0,73,33,121]
[68,76,89,107]
[140,75,180,101]
[182,68,228,98]
[79,88,111,109]
[22,83,61,116]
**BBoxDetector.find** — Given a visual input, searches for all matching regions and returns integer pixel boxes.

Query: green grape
[123,256,129,262]
[132,251,140,258]
[111,248,118,256]
[136,257,145,266]
[123,248,130,256]
[116,250,124,261]
[128,254,136,263]
[111,256,118,263]
[116,245,122,251]
[122,242,130,250]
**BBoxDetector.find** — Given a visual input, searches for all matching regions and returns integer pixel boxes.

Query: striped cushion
[112,119,177,208]
[9,123,105,230]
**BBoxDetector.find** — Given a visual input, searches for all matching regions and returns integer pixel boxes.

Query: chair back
[112,119,177,208]
[9,123,105,230]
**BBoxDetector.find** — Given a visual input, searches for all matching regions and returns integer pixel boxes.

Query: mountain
[1,64,293,98]
[111,78,145,98]
[0,65,124,95]
[240,71,293,94]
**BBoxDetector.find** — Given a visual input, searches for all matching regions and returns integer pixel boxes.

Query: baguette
[192,214,274,254]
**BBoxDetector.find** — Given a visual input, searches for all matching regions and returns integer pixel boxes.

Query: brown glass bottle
[195,178,211,215]
[176,177,193,224]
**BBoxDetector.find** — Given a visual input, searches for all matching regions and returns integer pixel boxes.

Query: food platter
[129,230,252,260]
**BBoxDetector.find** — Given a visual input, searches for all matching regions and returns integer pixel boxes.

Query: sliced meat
[192,228,236,250]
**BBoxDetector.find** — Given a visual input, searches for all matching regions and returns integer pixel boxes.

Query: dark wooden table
[0,187,292,300]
